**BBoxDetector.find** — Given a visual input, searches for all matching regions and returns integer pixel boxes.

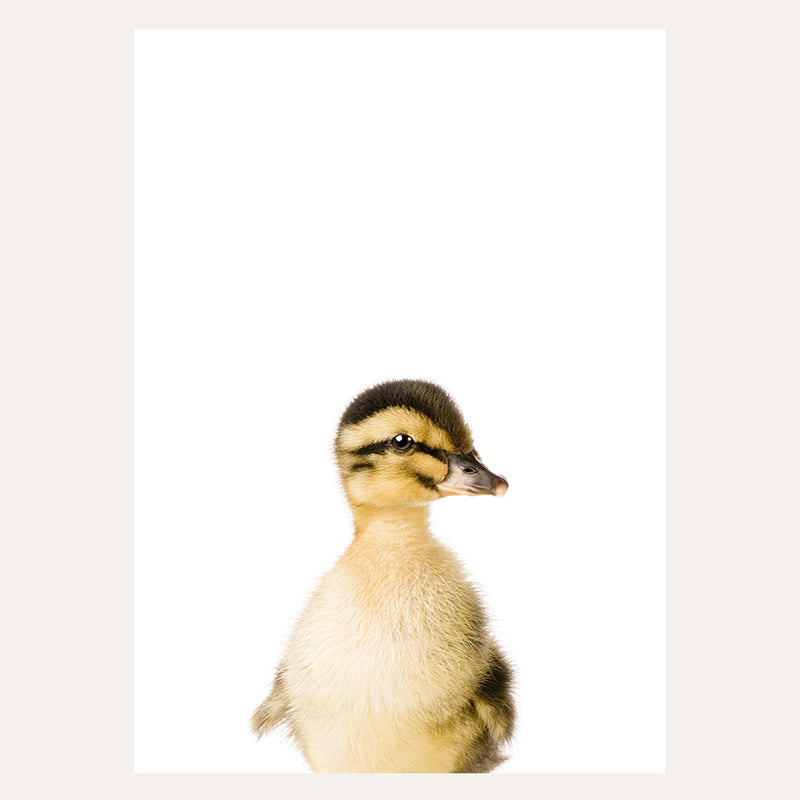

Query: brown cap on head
[339,379,474,453]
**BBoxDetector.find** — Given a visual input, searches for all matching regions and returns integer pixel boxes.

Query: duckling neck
[350,504,432,542]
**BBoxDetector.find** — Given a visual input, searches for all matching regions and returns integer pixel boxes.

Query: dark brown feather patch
[339,379,474,453]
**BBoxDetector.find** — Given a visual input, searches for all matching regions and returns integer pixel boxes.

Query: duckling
[251,379,514,773]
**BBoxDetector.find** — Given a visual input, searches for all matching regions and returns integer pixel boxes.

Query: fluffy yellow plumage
[251,379,513,772]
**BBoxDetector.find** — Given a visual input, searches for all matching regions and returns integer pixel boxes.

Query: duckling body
[252,380,514,772]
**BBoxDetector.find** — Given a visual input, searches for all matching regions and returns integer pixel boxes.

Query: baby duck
[251,379,514,772]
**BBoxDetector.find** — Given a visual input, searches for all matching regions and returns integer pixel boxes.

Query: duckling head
[335,379,508,509]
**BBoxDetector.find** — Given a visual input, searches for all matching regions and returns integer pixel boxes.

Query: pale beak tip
[493,477,509,497]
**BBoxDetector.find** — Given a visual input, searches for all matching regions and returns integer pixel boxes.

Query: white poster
[134,30,664,773]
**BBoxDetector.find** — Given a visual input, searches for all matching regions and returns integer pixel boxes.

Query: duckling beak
[435,453,509,498]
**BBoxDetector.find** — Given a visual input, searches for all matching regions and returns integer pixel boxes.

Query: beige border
[3,1,798,798]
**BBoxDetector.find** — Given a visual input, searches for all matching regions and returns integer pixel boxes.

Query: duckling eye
[391,434,414,453]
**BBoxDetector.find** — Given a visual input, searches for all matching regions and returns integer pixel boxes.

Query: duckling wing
[250,665,289,739]
[456,646,515,772]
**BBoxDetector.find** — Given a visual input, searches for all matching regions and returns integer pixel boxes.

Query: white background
[134,30,664,773]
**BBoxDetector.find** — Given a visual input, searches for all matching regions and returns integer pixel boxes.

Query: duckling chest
[286,541,485,708]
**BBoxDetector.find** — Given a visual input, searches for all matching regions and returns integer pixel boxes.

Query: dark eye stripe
[350,442,390,456]
[350,461,373,471]
[349,440,449,463]
[413,442,448,464]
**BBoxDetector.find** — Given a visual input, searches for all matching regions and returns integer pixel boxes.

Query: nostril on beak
[462,466,476,474]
